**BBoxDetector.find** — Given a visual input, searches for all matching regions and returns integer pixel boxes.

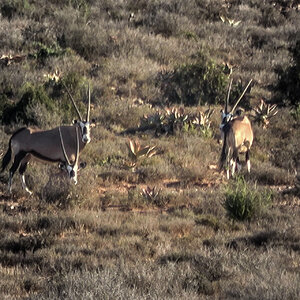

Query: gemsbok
[219,79,254,179]
[1,84,93,194]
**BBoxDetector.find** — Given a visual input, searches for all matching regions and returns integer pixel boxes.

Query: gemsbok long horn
[62,82,94,143]
[225,78,233,115]
[75,127,80,166]
[86,83,91,122]
[59,126,79,166]
[230,79,253,115]
[62,82,83,121]
[59,126,71,166]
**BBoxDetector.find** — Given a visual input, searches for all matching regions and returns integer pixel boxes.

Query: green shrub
[275,40,300,106]
[30,43,66,65]
[0,0,31,20]
[224,177,272,221]
[147,10,179,37]
[159,52,228,106]
[291,104,300,121]
[2,83,55,125]
[1,72,87,126]
[0,94,10,121]
[260,5,285,28]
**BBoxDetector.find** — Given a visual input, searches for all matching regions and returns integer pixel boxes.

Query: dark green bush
[0,94,10,121]
[291,104,300,121]
[2,83,55,125]
[224,177,272,221]
[1,72,87,126]
[56,18,114,61]
[275,40,300,106]
[260,5,285,28]
[159,52,228,106]
[30,43,66,65]
[146,9,179,37]
[0,0,31,20]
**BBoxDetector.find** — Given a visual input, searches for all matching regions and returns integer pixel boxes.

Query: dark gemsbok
[219,79,254,179]
[1,84,92,194]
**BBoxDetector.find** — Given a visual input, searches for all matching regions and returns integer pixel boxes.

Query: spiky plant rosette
[252,99,278,128]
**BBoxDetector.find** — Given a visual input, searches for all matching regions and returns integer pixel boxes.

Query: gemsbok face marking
[219,79,254,179]
[58,126,80,185]
[0,84,92,194]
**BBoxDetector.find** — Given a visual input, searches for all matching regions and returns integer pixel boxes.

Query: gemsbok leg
[18,154,33,195]
[246,150,251,173]
[8,151,27,194]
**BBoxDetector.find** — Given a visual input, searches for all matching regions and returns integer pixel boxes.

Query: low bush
[275,39,300,106]
[291,104,300,121]
[159,52,230,106]
[224,177,272,221]
[259,4,286,28]
[1,72,89,126]
[0,0,31,20]
[30,43,66,65]
[2,83,55,125]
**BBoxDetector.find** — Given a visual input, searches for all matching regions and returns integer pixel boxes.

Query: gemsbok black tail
[1,140,12,173]
[1,127,26,173]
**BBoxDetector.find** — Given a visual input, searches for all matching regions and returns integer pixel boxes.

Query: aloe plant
[164,107,190,133]
[139,107,214,136]
[126,139,157,168]
[141,186,170,207]
[192,108,214,128]
[190,108,214,137]
[220,15,241,27]
[44,69,61,82]
[142,186,161,202]
[252,99,278,129]
[43,69,61,83]
[140,111,165,128]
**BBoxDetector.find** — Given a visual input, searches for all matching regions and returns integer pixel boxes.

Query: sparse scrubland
[0,1,300,299]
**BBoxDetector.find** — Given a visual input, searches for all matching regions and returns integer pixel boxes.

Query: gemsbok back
[219,79,254,179]
[1,84,93,194]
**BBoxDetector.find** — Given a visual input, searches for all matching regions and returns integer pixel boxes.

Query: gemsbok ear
[73,120,78,124]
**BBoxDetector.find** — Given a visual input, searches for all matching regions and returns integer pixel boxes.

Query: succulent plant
[165,107,187,120]
[191,108,214,128]
[139,107,214,136]
[126,139,157,168]
[141,186,170,207]
[252,99,278,129]
[45,71,61,83]
[141,186,161,202]
[220,15,241,27]
[164,107,190,133]
[140,111,165,128]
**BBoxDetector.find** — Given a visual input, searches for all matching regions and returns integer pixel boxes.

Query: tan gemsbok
[1,84,92,194]
[219,79,254,179]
